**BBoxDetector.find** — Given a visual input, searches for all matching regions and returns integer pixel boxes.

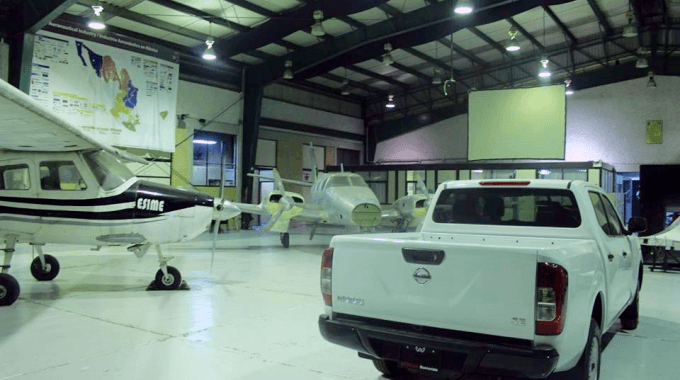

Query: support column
[8,33,35,93]
[240,67,263,228]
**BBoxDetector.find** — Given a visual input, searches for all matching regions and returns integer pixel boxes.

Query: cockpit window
[349,176,368,188]
[40,161,87,191]
[327,176,351,188]
[83,151,135,191]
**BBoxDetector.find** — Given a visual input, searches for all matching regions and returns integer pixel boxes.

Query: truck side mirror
[627,217,647,234]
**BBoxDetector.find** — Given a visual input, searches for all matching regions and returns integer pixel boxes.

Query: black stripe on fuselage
[0,181,214,220]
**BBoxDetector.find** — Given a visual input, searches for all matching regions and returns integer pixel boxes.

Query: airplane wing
[642,217,680,247]
[0,79,147,164]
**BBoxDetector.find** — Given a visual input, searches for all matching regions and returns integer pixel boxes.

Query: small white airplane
[234,145,430,247]
[0,79,241,306]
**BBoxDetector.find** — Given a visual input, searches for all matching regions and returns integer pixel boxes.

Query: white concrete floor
[1,230,679,380]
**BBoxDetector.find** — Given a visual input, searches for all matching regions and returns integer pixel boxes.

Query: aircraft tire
[0,273,20,306]
[154,266,182,290]
[282,233,290,248]
[30,254,60,281]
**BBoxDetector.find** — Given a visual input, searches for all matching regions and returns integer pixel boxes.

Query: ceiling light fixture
[311,10,326,36]
[432,68,442,85]
[506,26,520,52]
[385,95,396,109]
[283,60,294,79]
[538,55,551,77]
[88,5,106,30]
[454,0,474,15]
[647,71,657,88]
[341,80,351,96]
[202,37,216,60]
[383,43,394,65]
[635,48,648,68]
[565,79,575,95]
[623,11,637,38]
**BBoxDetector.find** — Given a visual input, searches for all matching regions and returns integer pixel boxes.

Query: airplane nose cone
[352,203,381,227]
[214,199,241,221]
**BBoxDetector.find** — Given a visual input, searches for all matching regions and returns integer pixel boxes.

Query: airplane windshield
[83,151,135,191]
[350,176,368,188]
[327,176,351,188]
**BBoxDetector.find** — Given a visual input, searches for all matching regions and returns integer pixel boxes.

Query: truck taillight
[536,262,568,335]
[321,247,334,306]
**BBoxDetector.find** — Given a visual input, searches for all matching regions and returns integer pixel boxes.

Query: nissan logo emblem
[413,268,431,284]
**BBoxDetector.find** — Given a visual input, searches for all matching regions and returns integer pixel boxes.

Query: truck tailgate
[331,237,537,340]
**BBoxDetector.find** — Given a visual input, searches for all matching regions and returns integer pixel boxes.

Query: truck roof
[440,179,596,190]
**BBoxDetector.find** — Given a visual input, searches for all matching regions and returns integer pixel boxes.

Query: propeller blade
[416,177,432,205]
[272,168,287,196]
[211,213,220,274]
[264,208,285,232]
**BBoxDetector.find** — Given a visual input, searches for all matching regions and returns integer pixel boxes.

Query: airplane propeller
[211,155,239,272]
[263,169,296,232]
[416,176,432,206]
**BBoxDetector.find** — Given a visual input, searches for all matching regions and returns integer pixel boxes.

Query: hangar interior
[1,0,680,379]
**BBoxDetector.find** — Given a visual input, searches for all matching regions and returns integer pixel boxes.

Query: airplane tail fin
[309,142,318,182]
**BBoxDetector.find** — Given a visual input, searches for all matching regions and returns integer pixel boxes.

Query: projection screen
[467,85,566,160]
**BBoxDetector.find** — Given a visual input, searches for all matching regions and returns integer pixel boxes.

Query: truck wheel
[373,359,405,377]
[562,319,601,380]
[621,285,640,330]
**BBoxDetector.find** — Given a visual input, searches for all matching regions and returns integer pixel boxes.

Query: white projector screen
[468,85,566,160]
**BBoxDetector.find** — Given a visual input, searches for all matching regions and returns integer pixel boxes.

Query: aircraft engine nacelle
[265,191,305,213]
[393,194,429,222]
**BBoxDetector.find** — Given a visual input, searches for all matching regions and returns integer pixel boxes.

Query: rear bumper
[319,314,559,379]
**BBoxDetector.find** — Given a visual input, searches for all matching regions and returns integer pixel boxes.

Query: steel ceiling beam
[223,0,278,18]
[148,0,249,32]
[467,26,535,78]
[322,73,388,95]
[75,0,207,41]
[507,17,543,49]
[586,0,613,37]
[212,0,389,59]
[256,0,574,83]
[282,80,364,103]
[543,5,577,44]
[17,0,78,34]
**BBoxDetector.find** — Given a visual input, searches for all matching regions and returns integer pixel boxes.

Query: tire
[154,266,182,290]
[561,319,601,380]
[281,233,290,248]
[0,273,20,306]
[30,254,60,281]
[621,282,641,330]
[372,359,405,378]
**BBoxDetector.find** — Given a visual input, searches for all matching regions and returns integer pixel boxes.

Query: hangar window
[40,161,88,191]
[0,164,31,190]
[192,131,236,187]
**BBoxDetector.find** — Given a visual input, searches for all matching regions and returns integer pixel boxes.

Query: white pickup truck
[319,180,647,380]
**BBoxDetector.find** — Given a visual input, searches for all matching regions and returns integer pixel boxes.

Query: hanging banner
[29,20,179,152]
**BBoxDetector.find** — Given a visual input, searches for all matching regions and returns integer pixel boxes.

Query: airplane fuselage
[0,151,220,247]
[310,173,382,227]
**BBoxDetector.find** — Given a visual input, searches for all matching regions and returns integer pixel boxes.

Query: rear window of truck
[432,188,581,228]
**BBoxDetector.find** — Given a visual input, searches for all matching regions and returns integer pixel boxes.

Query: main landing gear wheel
[30,254,60,281]
[0,273,20,306]
[154,266,182,290]
[280,233,290,248]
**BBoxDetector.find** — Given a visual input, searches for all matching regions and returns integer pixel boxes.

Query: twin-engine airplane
[233,146,431,248]
[0,79,241,306]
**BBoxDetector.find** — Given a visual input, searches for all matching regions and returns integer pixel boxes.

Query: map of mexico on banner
[29,22,179,152]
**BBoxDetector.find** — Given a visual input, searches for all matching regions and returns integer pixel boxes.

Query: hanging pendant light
[647,71,657,88]
[506,26,520,52]
[88,5,106,30]
[311,10,326,36]
[382,43,395,65]
[454,0,474,15]
[283,60,294,79]
[538,55,551,77]
[565,79,575,95]
[635,48,648,68]
[202,37,216,60]
[340,68,351,95]
[432,68,442,85]
[385,95,396,109]
[623,11,637,38]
